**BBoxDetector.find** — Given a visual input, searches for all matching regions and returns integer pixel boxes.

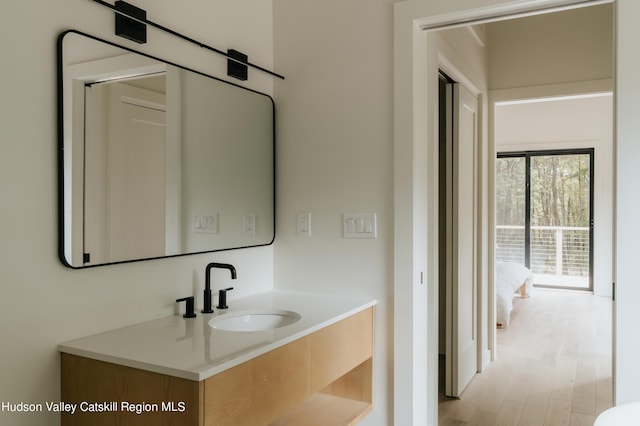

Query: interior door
[445,82,479,397]
[83,81,167,264]
[108,83,167,263]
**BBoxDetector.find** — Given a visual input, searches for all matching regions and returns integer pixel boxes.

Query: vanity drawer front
[203,336,311,426]
[310,307,374,392]
[61,353,203,426]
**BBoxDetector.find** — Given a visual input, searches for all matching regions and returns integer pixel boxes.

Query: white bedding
[496,262,533,327]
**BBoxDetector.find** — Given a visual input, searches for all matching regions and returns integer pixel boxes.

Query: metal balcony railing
[496,225,590,278]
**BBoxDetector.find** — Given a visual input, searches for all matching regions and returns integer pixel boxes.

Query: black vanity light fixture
[87,0,284,80]
[114,0,146,44]
[227,49,248,81]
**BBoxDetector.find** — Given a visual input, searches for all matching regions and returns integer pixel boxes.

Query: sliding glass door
[495,157,526,265]
[496,149,594,291]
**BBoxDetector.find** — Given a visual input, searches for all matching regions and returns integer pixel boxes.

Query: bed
[496,261,534,327]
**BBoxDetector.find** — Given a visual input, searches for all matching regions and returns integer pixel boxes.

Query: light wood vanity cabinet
[61,307,374,426]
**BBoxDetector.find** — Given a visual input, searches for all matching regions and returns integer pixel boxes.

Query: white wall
[487,3,614,90]
[272,1,395,424]
[495,94,614,297]
[0,1,274,425]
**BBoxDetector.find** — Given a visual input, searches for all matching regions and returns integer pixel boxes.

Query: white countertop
[58,290,377,381]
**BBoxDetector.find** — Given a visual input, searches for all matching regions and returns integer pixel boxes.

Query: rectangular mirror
[58,30,275,268]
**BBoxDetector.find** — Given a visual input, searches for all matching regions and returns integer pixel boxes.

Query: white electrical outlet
[243,211,256,235]
[297,212,311,237]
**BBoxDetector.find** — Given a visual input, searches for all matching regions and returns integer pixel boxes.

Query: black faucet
[203,263,237,313]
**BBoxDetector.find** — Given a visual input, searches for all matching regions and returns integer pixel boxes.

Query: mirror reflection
[58,31,275,268]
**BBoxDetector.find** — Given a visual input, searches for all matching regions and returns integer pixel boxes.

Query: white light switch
[343,213,376,239]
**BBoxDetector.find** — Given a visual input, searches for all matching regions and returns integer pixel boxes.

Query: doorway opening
[432,3,614,425]
[496,149,594,291]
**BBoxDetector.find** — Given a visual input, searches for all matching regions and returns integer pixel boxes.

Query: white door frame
[393,1,613,424]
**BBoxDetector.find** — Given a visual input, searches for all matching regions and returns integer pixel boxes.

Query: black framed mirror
[57,30,275,268]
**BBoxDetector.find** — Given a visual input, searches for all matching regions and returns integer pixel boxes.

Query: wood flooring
[439,289,612,425]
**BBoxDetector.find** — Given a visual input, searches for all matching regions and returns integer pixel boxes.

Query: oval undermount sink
[208,309,301,332]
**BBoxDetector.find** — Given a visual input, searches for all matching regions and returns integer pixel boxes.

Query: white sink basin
[209,309,301,332]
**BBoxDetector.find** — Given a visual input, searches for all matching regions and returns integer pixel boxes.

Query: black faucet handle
[176,296,197,318]
[216,287,234,309]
